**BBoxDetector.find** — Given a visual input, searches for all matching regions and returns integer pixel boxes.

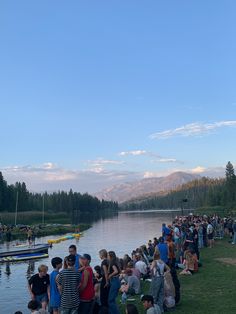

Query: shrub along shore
[119,237,236,314]
[0,221,90,242]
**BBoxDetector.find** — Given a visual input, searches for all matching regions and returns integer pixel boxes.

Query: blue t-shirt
[157,243,168,263]
[75,253,81,271]
[50,270,61,308]
[162,226,171,238]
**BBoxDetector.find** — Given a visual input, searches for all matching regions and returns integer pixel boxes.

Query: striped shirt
[57,268,81,308]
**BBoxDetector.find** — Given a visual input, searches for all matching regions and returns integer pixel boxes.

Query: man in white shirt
[134,254,147,277]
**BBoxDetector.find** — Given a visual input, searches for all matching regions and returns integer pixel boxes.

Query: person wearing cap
[57,254,81,314]
[79,254,95,314]
[49,257,62,314]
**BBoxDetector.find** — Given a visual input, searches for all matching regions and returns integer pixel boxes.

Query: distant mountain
[95,171,200,203]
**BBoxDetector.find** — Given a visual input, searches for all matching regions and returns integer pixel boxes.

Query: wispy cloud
[119,150,147,156]
[150,120,236,140]
[119,150,179,164]
[86,158,125,173]
[152,158,178,163]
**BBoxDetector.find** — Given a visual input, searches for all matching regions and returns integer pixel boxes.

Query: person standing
[68,245,81,271]
[232,220,236,244]
[107,251,121,314]
[207,221,214,248]
[50,257,63,314]
[149,252,169,313]
[28,265,50,311]
[57,255,81,314]
[79,254,95,314]
[99,249,110,308]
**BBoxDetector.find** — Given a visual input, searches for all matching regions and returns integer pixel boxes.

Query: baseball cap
[81,254,91,262]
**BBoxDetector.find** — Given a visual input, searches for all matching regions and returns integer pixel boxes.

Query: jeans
[60,307,79,314]
[149,276,164,313]
[108,277,121,314]
[79,301,94,314]
[233,232,236,244]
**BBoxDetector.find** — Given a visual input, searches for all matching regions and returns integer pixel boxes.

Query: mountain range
[95,171,200,203]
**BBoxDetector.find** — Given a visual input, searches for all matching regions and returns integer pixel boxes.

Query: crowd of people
[12,213,236,314]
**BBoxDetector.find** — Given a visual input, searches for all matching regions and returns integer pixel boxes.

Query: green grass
[118,238,236,314]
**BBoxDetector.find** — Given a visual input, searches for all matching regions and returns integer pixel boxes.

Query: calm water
[0,210,175,314]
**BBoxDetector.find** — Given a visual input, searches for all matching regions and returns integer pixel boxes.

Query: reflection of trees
[26,261,35,280]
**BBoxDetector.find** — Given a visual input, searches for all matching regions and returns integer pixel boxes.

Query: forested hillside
[0,172,118,214]
[123,162,236,211]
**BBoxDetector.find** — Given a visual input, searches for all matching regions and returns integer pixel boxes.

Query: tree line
[0,172,118,214]
[123,162,236,211]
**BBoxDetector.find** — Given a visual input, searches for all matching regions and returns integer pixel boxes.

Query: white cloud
[150,120,236,140]
[191,166,206,174]
[152,158,177,163]
[119,150,147,156]
[86,158,125,173]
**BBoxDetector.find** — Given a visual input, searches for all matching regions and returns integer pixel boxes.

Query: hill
[95,171,199,203]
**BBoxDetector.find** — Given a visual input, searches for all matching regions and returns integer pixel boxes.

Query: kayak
[47,233,82,244]
[0,252,49,263]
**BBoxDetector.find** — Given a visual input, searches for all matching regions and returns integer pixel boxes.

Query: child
[28,265,50,310]
[50,257,63,314]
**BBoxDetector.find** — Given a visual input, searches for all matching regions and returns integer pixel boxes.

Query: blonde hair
[153,251,160,260]
[38,264,48,273]
[99,249,107,259]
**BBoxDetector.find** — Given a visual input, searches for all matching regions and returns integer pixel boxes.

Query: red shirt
[80,266,95,301]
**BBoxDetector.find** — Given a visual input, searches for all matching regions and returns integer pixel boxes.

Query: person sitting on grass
[134,253,148,279]
[141,295,161,314]
[120,268,140,296]
[179,246,198,275]
[126,303,139,314]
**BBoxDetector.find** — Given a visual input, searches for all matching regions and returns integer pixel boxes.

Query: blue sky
[0,1,236,193]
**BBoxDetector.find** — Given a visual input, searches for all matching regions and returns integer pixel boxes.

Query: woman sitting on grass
[180,246,198,275]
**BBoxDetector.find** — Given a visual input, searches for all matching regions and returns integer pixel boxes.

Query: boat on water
[0,252,49,263]
[47,233,82,244]
[0,243,49,258]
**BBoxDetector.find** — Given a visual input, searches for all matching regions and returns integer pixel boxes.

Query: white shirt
[135,260,147,274]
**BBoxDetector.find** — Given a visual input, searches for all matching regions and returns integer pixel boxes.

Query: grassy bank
[119,238,236,314]
[195,205,236,217]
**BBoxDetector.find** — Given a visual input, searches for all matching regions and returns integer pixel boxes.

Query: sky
[0,1,236,193]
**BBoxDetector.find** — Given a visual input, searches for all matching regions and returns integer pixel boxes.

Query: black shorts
[208,233,213,240]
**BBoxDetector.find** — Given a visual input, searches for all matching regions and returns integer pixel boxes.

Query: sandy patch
[215,258,236,265]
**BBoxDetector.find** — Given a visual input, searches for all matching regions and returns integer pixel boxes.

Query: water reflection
[26,261,35,280]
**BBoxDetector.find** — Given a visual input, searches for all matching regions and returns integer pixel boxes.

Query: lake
[0,210,176,313]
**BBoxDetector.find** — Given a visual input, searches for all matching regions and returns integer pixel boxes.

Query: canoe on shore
[47,233,82,244]
[0,244,49,258]
[0,252,49,263]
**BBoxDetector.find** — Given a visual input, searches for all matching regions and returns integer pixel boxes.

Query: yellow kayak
[47,233,82,244]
